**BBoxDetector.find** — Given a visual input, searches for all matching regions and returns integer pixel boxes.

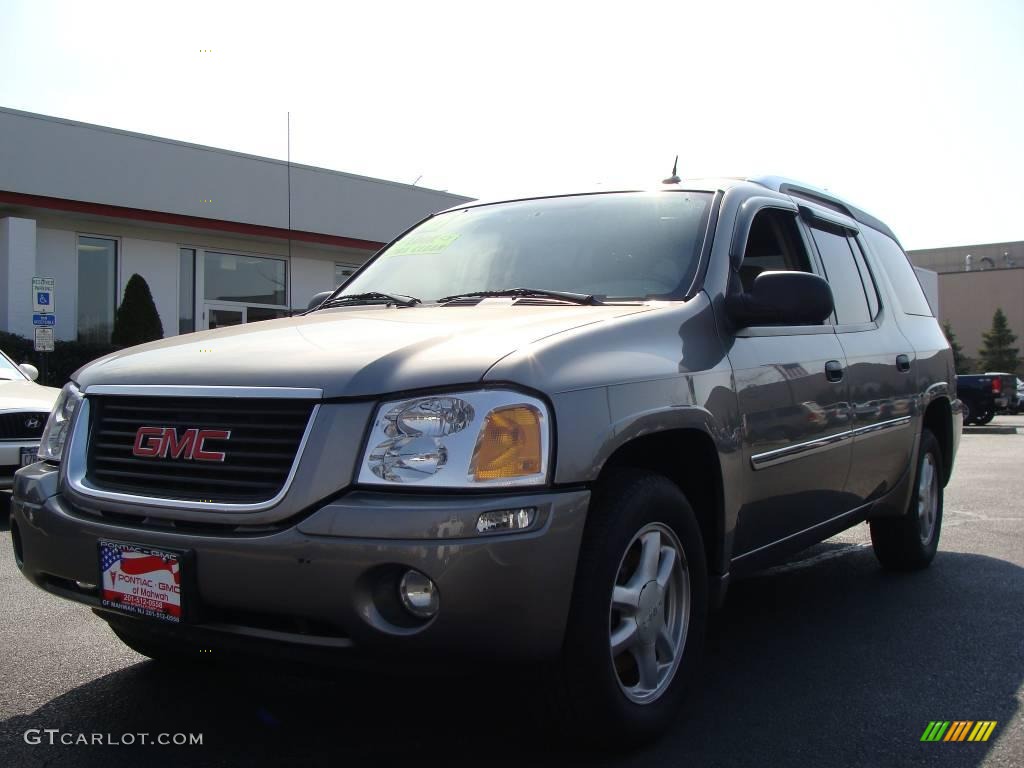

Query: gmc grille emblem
[132,426,231,462]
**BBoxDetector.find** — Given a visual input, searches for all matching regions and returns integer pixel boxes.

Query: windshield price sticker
[389,233,461,256]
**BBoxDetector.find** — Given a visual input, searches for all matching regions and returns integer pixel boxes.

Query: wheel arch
[597,428,725,577]
[922,396,954,485]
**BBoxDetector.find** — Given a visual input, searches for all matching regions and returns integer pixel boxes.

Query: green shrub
[112,273,164,348]
[0,330,118,388]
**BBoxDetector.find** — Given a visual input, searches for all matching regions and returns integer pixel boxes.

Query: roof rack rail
[747,175,901,244]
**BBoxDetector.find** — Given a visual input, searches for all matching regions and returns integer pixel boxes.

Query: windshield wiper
[437,288,602,305]
[317,291,421,309]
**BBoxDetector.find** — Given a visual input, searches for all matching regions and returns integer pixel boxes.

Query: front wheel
[553,470,708,746]
[870,429,943,570]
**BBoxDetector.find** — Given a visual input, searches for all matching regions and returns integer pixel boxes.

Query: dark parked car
[12,177,960,745]
[956,372,1014,424]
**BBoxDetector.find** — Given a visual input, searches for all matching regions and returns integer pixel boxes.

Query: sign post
[31,277,56,382]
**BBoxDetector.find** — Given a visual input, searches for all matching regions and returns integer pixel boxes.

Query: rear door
[802,208,916,506]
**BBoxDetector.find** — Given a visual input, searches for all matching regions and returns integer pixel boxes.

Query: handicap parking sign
[32,277,55,314]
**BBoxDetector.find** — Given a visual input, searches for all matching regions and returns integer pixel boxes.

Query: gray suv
[11,177,961,744]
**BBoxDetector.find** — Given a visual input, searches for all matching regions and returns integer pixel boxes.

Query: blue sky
[1,0,1021,250]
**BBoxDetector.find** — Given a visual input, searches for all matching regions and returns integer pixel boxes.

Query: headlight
[38,383,84,462]
[358,390,550,488]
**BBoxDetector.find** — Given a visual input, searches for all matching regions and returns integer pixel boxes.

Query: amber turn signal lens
[470,405,543,481]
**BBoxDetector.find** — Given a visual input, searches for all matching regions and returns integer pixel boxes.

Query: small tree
[942,321,970,375]
[978,308,1019,373]
[112,274,164,348]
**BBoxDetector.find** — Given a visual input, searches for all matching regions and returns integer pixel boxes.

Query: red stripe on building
[0,190,385,251]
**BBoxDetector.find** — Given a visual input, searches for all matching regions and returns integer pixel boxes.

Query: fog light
[476,507,537,534]
[398,570,439,618]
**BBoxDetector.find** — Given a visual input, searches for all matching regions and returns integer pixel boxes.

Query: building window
[200,250,288,329]
[204,251,286,305]
[335,263,356,286]
[77,235,118,344]
[179,248,195,334]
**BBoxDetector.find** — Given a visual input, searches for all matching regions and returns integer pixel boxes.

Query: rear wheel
[870,429,943,570]
[553,470,707,746]
[976,409,995,425]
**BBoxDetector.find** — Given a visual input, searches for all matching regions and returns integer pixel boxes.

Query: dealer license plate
[99,541,184,623]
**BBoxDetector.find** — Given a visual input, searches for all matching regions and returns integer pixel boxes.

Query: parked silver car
[12,177,960,745]
[0,350,59,491]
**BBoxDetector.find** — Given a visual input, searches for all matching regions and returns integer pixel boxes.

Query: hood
[0,378,61,411]
[75,303,655,398]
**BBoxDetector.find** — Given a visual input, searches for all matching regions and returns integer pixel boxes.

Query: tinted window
[179,247,195,334]
[849,238,880,319]
[809,225,872,325]
[342,192,714,302]
[862,228,933,316]
[77,235,118,344]
[739,209,811,291]
[204,252,286,306]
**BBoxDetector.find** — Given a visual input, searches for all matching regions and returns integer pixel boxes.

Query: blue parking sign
[37,291,50,306]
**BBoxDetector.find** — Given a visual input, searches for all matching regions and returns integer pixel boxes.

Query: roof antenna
[287,111,293,309]
[662,155,680,185]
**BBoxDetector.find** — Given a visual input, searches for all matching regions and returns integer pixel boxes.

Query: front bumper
[1,441,39,489]
[11,463,590,661]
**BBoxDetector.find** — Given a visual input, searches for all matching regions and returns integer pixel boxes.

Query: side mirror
[19,363,39,381]
[307,291,335,311]
[726,271,834,328]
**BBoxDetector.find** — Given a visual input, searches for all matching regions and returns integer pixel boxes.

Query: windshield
[0,351,26,381]
[340,191,713,303]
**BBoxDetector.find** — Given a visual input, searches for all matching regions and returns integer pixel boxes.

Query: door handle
[825,360,844,382]
[896,354,911,373]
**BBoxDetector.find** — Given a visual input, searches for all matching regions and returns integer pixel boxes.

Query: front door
[727,206,855,560]
[203,303,245,330]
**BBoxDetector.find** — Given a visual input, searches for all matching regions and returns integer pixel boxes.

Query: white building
[0,107,472,343]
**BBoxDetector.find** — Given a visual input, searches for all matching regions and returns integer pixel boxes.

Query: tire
[961,401,973,425]
[553,470,708,747]
[976,409,995,425]
[870,429,943,570]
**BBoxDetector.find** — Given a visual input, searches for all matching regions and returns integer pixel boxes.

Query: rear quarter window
[863,228,933,317]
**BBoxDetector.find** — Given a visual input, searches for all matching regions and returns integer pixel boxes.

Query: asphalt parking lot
[0,418,1021,768]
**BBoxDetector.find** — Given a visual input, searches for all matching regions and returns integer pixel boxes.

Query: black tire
[870,429,943,570]
[976,409,995,425]
[553,470,708,747]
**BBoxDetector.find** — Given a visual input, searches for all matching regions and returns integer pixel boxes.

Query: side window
[738,208,812,292]
[862,228,934,317]
[808,223,872,325]
[849,238,880,319]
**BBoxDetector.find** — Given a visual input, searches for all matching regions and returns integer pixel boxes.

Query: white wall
[289,244,369,311]
[35,227,77,341]
[0,107,472,245]
[121,238,180,339]
[8,216,375,342]
[0,217,38,338]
